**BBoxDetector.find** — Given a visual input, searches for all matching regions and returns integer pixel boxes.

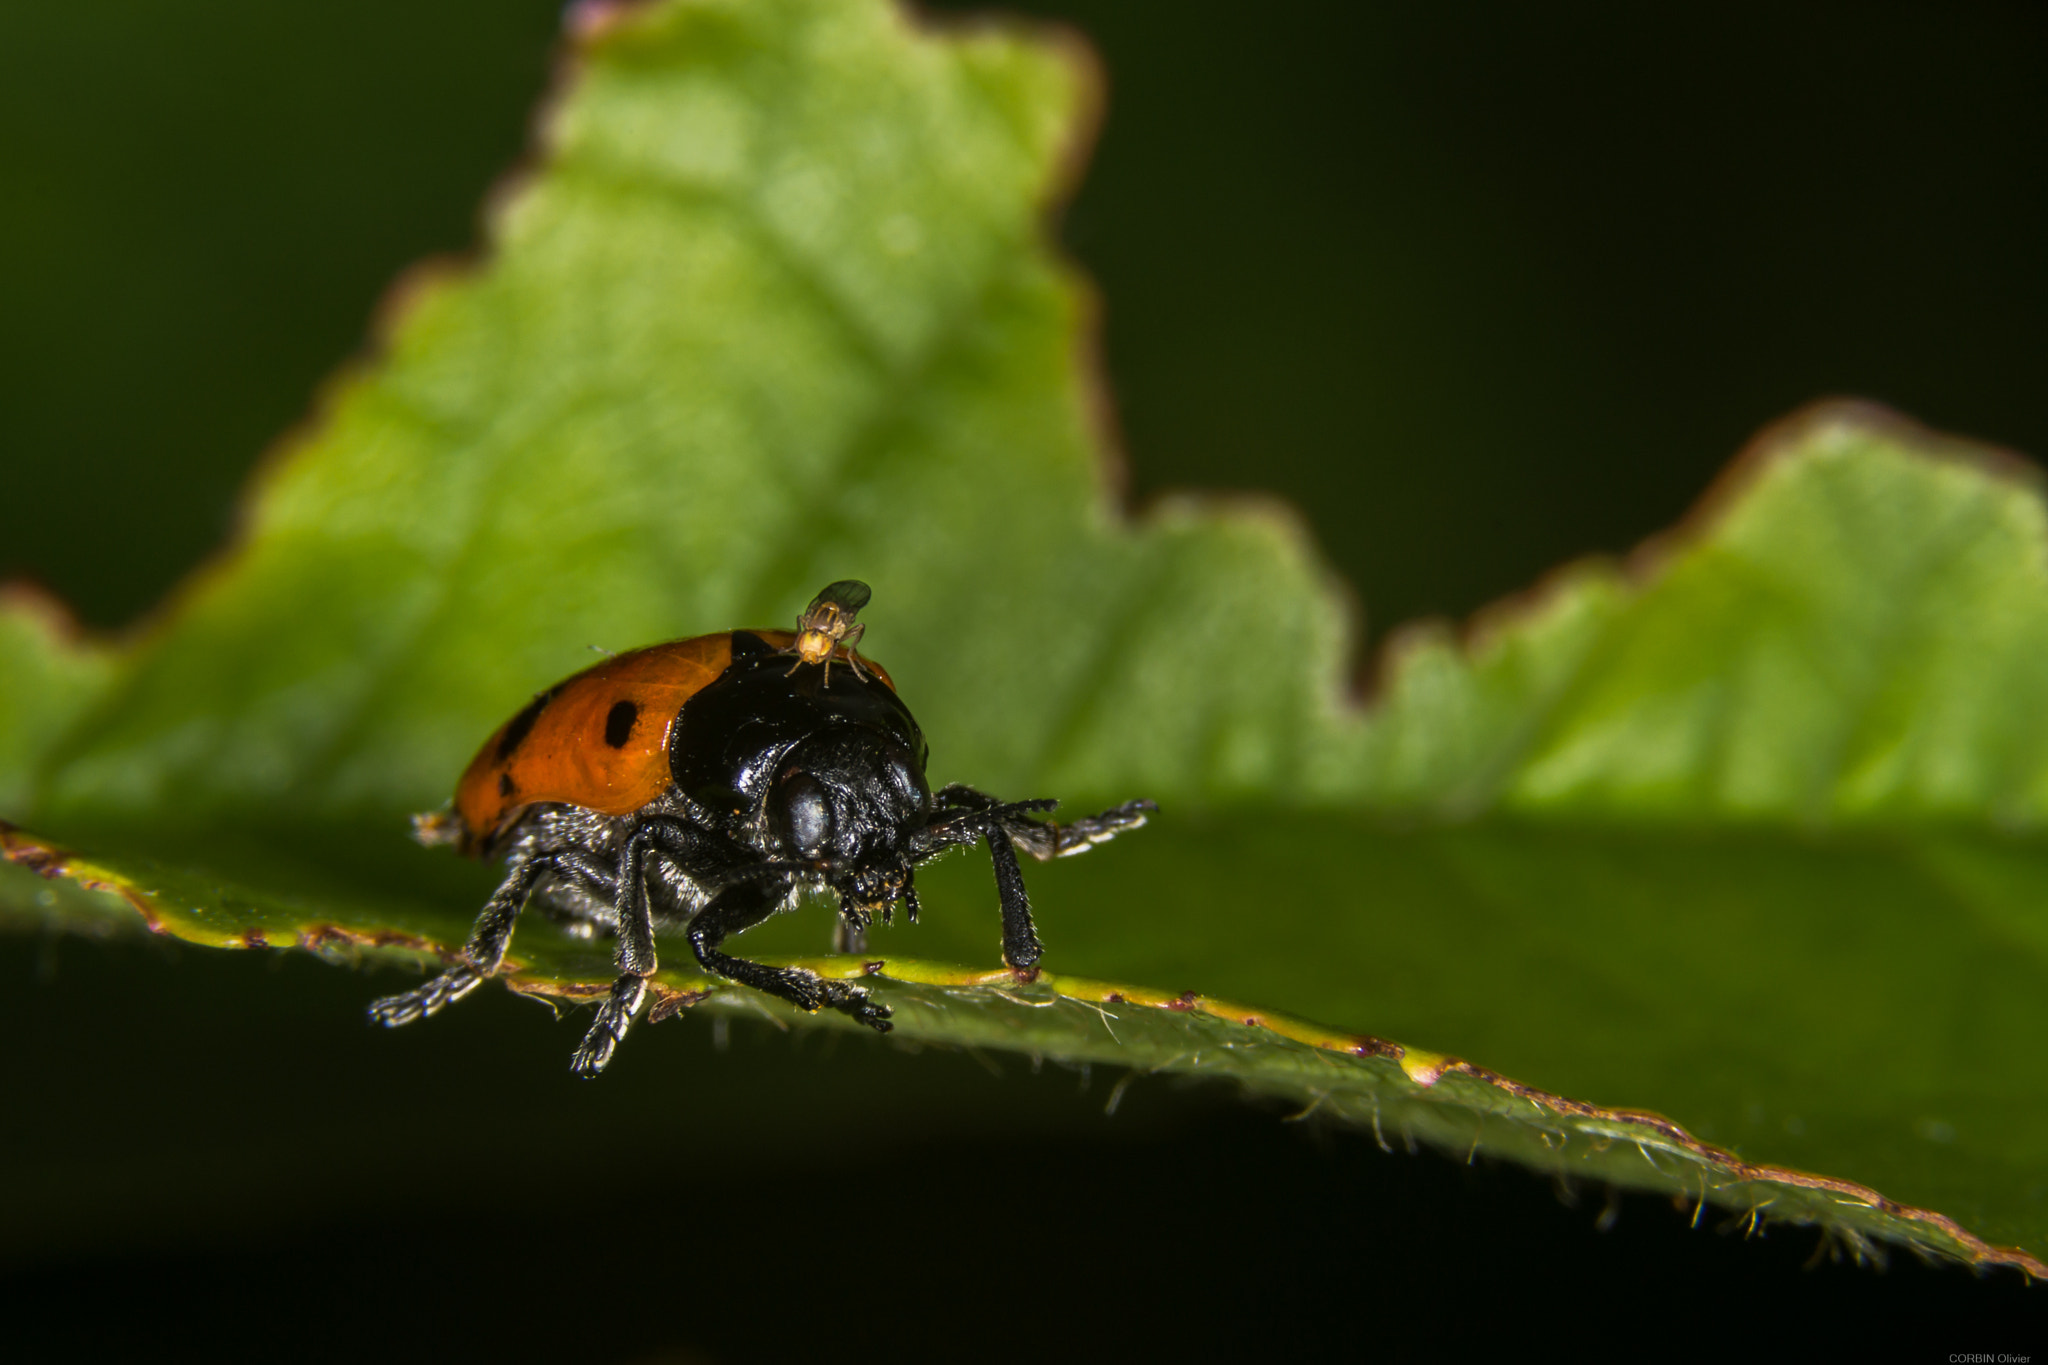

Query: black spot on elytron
[498,772,516,799]
[729,630,772,658]
[496,685,559,762]
[604,699,639,749]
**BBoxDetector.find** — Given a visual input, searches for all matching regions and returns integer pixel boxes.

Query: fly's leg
[839,620,869,682]
[691,882,891,1032]
[368,847,615,1028]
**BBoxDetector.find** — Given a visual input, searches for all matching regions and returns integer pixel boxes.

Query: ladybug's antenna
[783,579,872,685]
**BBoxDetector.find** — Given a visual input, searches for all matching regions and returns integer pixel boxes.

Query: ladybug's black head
[768,725,931,898]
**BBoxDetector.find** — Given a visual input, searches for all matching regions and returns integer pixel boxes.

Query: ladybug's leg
[906,793,1050,971]
[1015,799,1157,860]
[979,801,1152,971]
[568,816,716,1077]
[569,816,758,1076]
[915,790,1152,974]
[570,975,649,1078]
[368,846,614,1028]
[933,786,1154,860]
[913,790,1056,858]
[983,828,1042,973]
[932,782,1004,811]
[689,883,892,1033]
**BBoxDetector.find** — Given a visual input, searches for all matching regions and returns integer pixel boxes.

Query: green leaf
[1334,419,2048,821]
[2,0,2042,1275]
[0,592,116,817]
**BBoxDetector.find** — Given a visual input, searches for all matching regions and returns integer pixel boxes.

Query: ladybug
[371,581,1154,1076]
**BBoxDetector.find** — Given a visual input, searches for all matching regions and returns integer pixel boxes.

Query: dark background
[2,0,2043,1357]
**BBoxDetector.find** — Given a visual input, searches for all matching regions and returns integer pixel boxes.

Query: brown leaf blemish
[647,987,710,1024]
[1,822,166,933]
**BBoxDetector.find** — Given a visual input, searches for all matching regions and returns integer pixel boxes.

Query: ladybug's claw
[570,975,649,1078]
[368,963,484,1028]
[790,970,888,1035]
[812,977,891,1033]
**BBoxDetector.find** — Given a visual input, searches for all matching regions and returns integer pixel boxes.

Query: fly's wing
[810,579,872,617]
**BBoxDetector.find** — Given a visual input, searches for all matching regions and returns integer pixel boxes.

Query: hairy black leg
[369,848,610,1028]
[570,975,649,1078]
[569,818,687,1076]
[636,813,753,883]
[1015,799,1156,860]
[549,847,621,892]
[611,822,664,976]
[690,883,891,1032]
[909,794,1057,862]
[915,789,1151,974]
[984,829,1042,972]
[932,787,1154,861]
[932,783,1005,812]
[365,962,486,1026]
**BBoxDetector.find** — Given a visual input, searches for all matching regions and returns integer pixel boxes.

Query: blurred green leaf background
[2,0,2044,1356]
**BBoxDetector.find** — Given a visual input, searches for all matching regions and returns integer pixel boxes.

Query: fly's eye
[778,775,833,858]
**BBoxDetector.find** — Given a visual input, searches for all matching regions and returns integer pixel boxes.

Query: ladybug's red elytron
[371,582,1154,1075]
